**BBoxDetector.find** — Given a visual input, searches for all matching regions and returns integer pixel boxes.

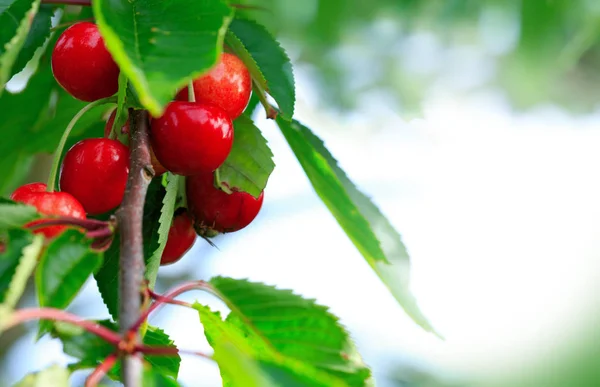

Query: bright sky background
[5,60,600,387]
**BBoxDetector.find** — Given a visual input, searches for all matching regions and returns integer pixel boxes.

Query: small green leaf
[0,198,39,230]
[92,0,234,116]
[145,173,181,289]
[13,364,70,387]
[143,325,181,378]
[142,364,181,387]
[36,230,102,335]
[228,18,295,120]
[95,179,166,319]
[276,117,437,335]
[9,3,52,77]
[110,71,129,143]
[197,304,349,387]
[0,0,41,92]
[0,229,42,306]
[208,277,371,386]
[215,115,275,198]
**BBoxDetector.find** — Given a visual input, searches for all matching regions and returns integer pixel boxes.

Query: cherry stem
[41,0,91,5]
[135,344,212,360]
[86,227,114,239]
[26,216,109,231]
[253,82,277,119]
[148,289,194,309]
[128,281,213,334]
[85,352,118,387]
[46,97,115,193]
[3,308,121,345]
[188,81,196,103]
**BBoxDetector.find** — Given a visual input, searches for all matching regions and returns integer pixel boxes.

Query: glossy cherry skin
[175,53,251,119]
[186,172,264,235]
[160,211,196,265]
[52,22,119,102]
[59,138,129,215]
[104,111,166,176]
[10,183,86,239]
[150,102,233,175]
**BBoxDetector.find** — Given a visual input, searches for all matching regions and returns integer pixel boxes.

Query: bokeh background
[3,0,600,386]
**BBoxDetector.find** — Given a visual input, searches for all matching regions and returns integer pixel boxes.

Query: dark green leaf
[207,277,371,386]
[95,179,165,319]
[228,18,295,120]
[0,152,35,197]
[9,3,52,77]
[36,230,102,335]
[142,364,181,387]
[215,115,274,198]
[145,173,180,289]
[0,198,39,230]
[0,0,40,91]
[92,0,234,116]
[276,117,437,335]
[197,303,348,387]
[13,364,70,387]
[0,230,43,309]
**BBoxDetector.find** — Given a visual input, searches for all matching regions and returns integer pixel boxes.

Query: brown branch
[41,0,91,5]
[117,109,153,387]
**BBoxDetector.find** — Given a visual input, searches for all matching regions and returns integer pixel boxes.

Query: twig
[85,353,118,387]
[117,109,153,387]
[3,308,121,345]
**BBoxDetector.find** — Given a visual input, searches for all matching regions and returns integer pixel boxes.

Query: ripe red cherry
[10,183,86,239]
[51,22,119,102]
[104,111,166,176]
[175,53,251,119]
[160,211,196,265]
[150,102,233,175]
[186,172,264,236]
[59,138,129,215]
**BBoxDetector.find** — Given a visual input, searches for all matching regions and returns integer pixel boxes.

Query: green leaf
[0,0,41,92]
[95,179,166,319]
[92,0,234,116]
[13,364,70,387]
[145,173,181,289]
[36,230,102,335]
[1,230,43,309]
[0,198,39,230]
[197,304,349,387]
[228,18,295,120]
[143,325,181,379]
[142,364,181,387]
[276,117,437,335]
[9,3,52,77]
[215,115,275,198]
[206,278,371,386]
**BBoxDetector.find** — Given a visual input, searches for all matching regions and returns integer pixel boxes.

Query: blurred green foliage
[236,0,600,114]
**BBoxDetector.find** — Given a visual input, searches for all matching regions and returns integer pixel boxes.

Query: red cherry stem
[85,352,118,387]
[148,289,193,309]
[46,97,115,193]
[3,308,121,345]
[128,281,214,334]
[26,216,110,231]
[86,227,114,239]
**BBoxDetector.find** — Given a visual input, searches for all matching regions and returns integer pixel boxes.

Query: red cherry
[150,102,233,176]
[186,172,264,235]
[51,22,119,102]
[104,110,166,176]
[175,53,251,119]
[10,183,86,239]
[160,211,196,265]
[59,138,129,215]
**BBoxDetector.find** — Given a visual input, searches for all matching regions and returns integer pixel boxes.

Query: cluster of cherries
[10,22,265,265]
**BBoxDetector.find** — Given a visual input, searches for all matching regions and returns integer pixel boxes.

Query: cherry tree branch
[117,109,154,387]
[3,308,121,345]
